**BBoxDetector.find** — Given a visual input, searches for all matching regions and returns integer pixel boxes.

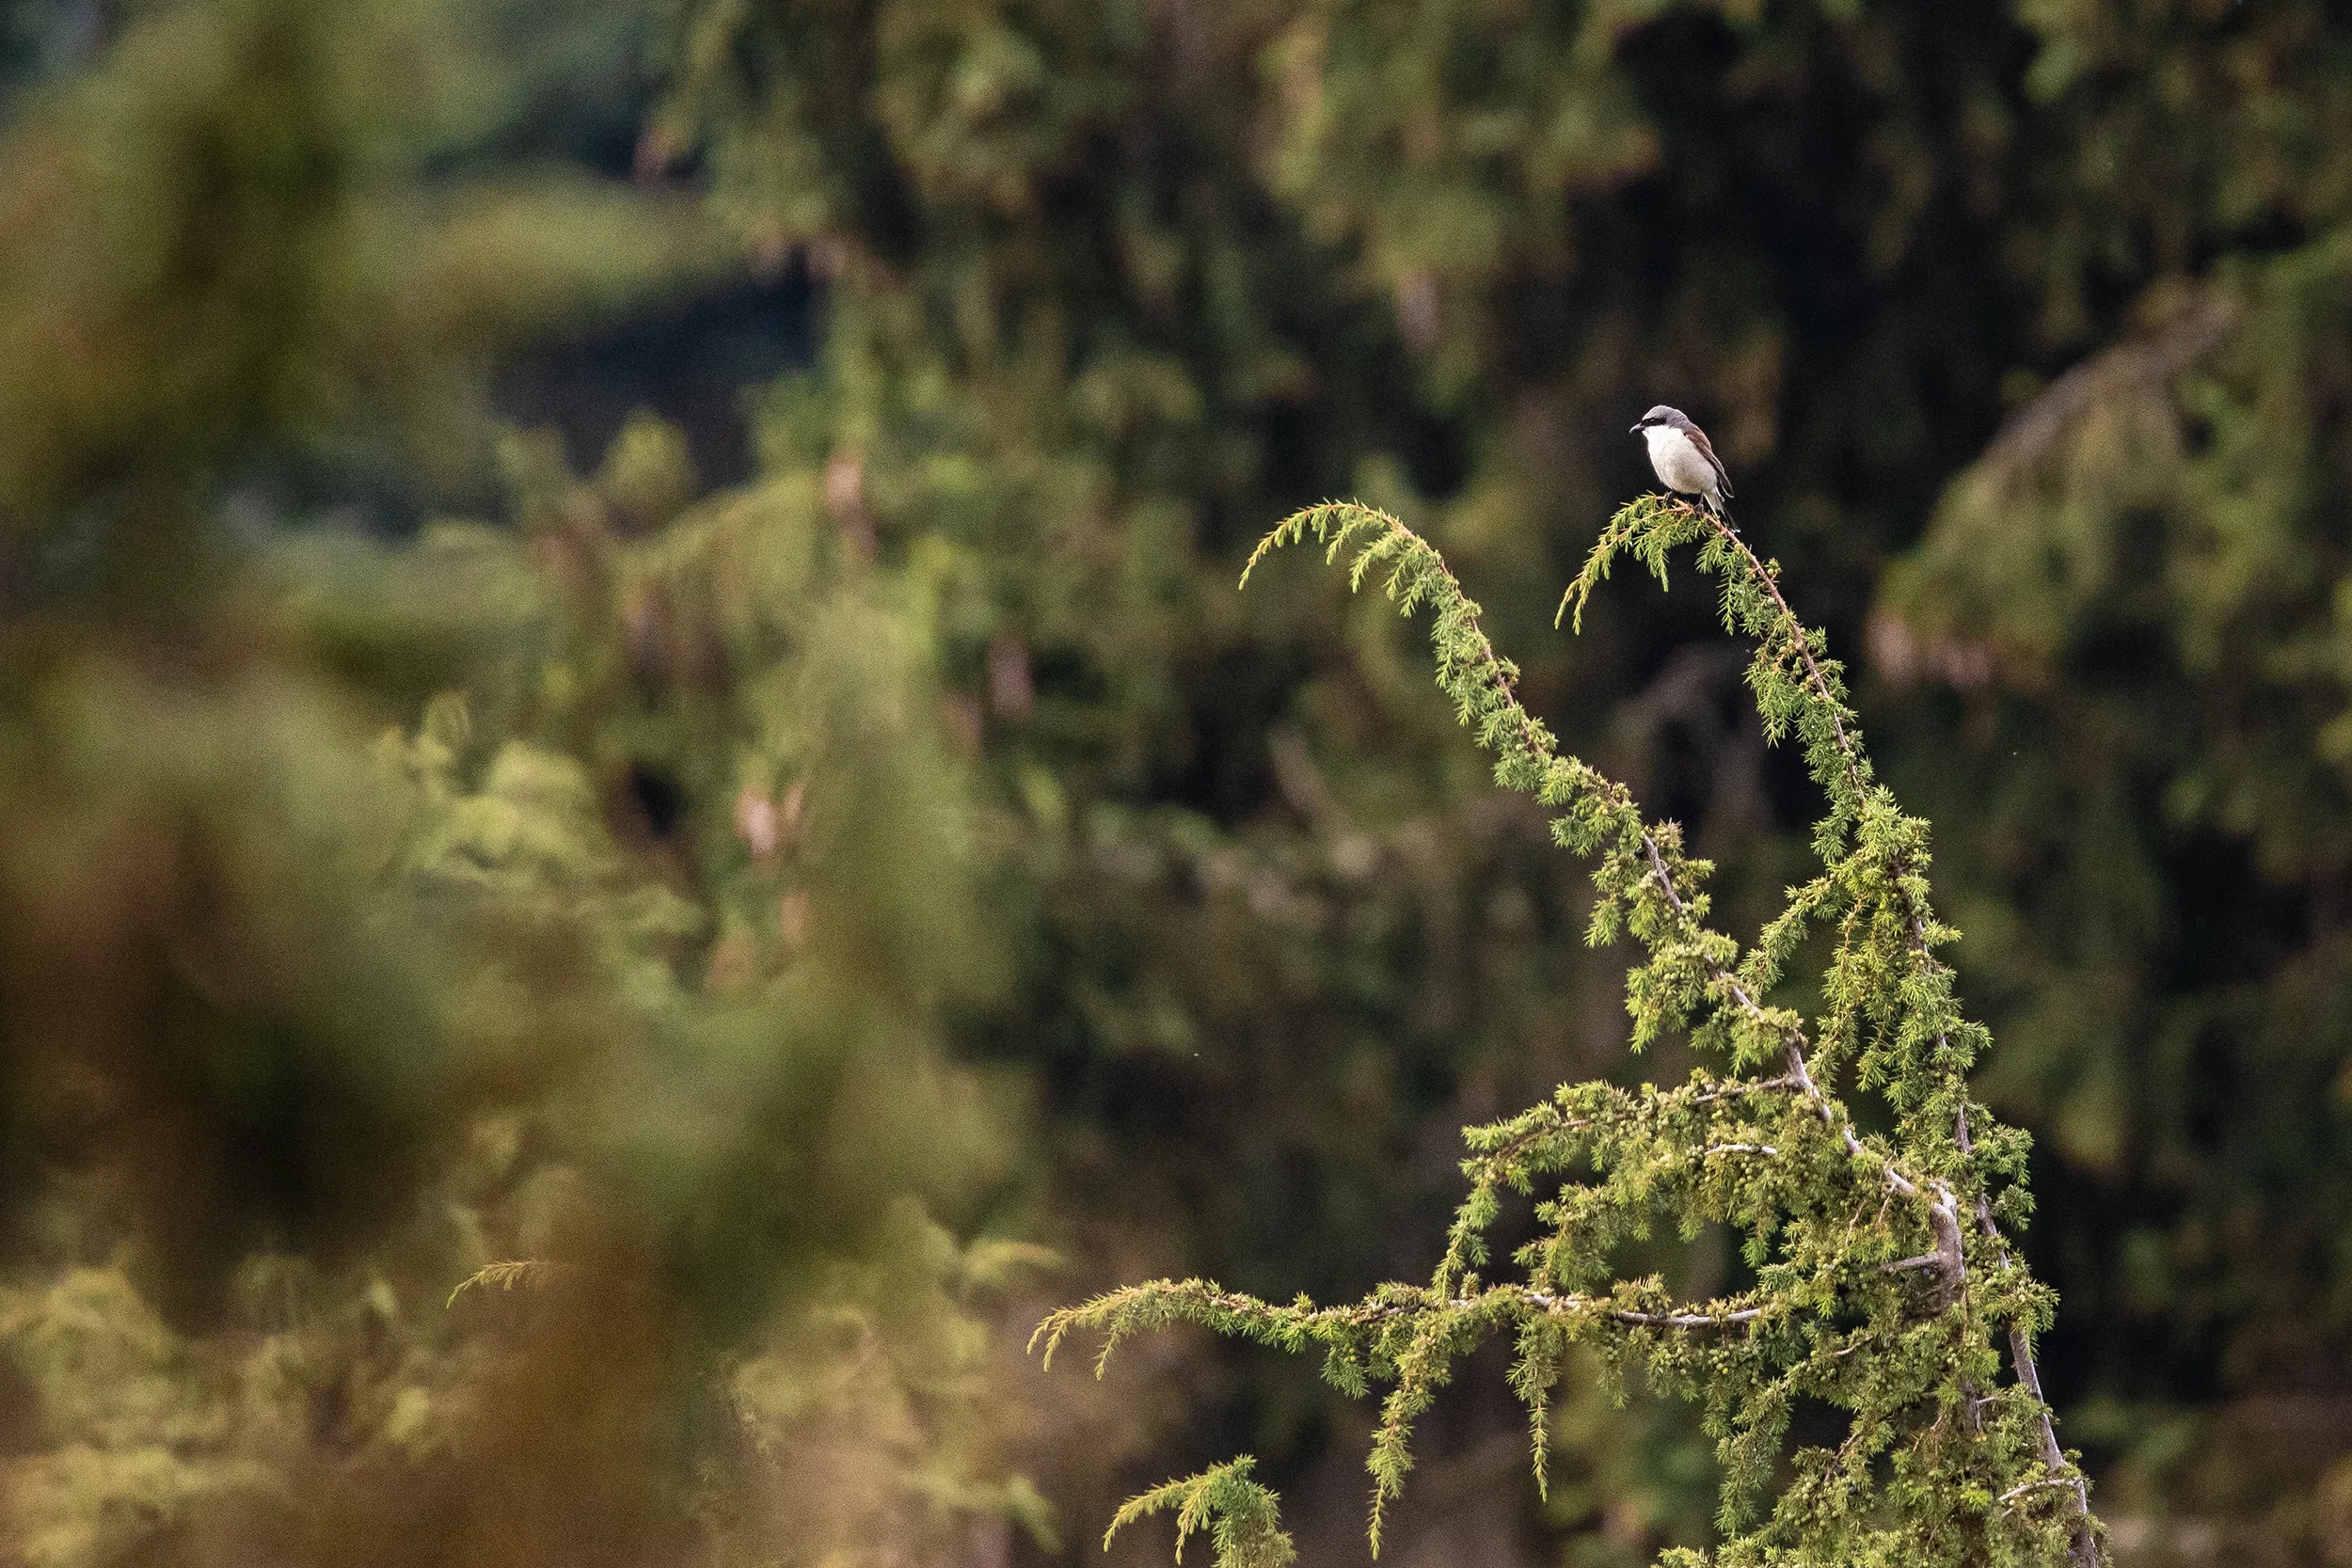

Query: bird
[1629,405,1735,531]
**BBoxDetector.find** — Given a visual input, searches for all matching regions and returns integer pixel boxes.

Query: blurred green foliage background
[1,2,2348,1566]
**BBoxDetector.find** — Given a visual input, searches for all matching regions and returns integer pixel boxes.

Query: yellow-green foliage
[1,433,1043,1568]
[0,5,1039,1567]
[1041,500,2099,1568]
[1104,1459,1295,1568]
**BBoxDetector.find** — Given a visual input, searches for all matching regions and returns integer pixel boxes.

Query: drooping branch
[1047,499,2103,1568]
[1331,498,2090,1557]
[1253,503,1968,1292]
[1438,1070,1804,1292]
[1668,501,2095,1567]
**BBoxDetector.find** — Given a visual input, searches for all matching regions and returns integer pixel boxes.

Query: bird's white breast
[1644,424,1719,499]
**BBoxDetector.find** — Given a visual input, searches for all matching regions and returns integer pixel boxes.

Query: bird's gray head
[1629,404,1692,436]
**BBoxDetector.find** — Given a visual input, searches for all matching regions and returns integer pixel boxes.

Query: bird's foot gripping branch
[1033,498,2104,1568]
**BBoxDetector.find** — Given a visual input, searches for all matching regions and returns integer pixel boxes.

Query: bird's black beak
[1628,422,1644,436]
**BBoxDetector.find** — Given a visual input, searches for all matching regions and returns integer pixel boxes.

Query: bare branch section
[1041,500,2102,1568]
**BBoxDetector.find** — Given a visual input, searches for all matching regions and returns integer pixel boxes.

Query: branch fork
[1046,499,2104,1568]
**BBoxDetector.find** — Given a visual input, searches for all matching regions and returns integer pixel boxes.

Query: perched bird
[1629,405,1735,531]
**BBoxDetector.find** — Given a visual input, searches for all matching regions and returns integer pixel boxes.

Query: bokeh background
[2,1,2348,1565]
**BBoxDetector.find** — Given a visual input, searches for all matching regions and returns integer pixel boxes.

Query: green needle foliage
[1103,1458,1296,1568]
[1040,499,2100,1568]
[0,8,1041,1567]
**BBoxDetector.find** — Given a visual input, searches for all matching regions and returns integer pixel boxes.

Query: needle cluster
[1034,499,2104,1568]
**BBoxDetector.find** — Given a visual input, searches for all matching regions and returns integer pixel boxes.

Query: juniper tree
[1039,498,2103,1568]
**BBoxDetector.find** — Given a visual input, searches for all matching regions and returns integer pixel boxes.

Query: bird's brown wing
[1687,422,1734,498]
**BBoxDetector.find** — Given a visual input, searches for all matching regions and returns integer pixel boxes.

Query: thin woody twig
[1397,506,1969,1302]
[1634,832,1967,1299]
[1160,1282,1772,1338]
[1693,503,2099,1568]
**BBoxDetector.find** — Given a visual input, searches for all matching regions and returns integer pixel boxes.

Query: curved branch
[1688,504,2096,1566]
